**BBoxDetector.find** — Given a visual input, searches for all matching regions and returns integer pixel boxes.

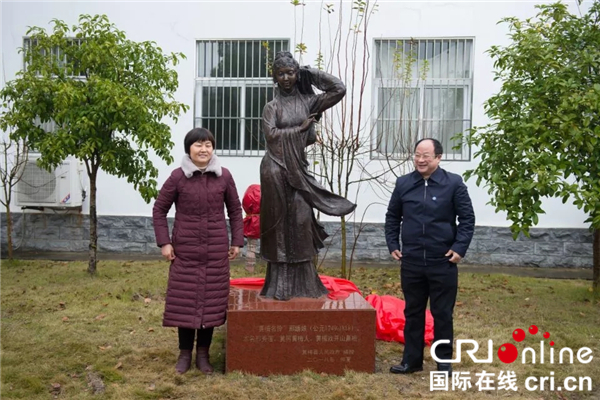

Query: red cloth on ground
[365,294,435,346]
[230,276,434,345]
[242,184,261,239]
[230,275,361,300]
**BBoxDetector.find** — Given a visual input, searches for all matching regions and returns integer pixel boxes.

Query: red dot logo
[543,332,550,339]
[550,341,555,346]
[498,343,518,363]
[529,325,538,335]
[512,329,525,342]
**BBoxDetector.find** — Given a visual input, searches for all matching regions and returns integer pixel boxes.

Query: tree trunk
[5,203,13,260]
[340,215,347,279]
[593,228,599,292]
[88,165,98,275]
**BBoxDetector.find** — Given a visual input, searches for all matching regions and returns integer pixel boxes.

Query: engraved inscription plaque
[226,288,376,375]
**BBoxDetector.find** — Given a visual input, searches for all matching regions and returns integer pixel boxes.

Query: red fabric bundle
[242,184,261,239]
[365,294,435,345]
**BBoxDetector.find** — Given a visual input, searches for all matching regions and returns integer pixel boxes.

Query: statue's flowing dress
[259,68,356,300]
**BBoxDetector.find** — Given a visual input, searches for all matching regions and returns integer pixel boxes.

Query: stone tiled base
[225,287,376,375]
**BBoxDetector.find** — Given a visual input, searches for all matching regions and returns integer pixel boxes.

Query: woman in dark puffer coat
[153,127,244,374]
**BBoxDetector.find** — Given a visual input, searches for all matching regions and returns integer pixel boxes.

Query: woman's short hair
[184,128,215,154]
[272,51,299,83]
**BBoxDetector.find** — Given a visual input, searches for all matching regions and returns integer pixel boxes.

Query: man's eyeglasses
[414,153,437,161]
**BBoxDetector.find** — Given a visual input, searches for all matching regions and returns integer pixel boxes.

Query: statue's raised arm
[259,51,356,301]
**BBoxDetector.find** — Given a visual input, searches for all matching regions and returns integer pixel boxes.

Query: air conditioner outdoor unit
[16,154,83,208]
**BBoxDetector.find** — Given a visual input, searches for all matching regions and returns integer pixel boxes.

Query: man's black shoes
[389,363,423,374]
[389,363,452,374]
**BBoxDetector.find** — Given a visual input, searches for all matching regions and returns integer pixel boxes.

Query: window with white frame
[373,38,473,160]
[23,37,86,78]
[195,39,289,156]
[23,38,82,147]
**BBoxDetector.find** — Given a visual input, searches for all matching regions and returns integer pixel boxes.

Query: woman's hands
[161,244,176,261]
[163,244,241,261]
[228,246,240,260]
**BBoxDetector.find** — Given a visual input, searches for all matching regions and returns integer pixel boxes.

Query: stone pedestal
[226,287,376,375]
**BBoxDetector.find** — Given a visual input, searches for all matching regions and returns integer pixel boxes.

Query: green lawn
[1,259,598,399]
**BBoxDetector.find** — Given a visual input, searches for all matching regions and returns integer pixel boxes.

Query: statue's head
[272,51,299,93]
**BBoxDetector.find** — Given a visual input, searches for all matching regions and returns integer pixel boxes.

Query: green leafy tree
[0,15,188,274]
[463,1,600,290]
[0,135,28,260]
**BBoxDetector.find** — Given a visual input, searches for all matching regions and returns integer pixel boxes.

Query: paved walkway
[3,251,593,280]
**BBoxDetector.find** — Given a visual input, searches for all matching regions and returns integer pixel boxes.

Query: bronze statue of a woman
[259,51,356,301]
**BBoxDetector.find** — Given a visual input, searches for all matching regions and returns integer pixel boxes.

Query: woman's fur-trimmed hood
[181,153,222,178]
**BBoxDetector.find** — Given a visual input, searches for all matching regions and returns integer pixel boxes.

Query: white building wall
[1,0,590,228]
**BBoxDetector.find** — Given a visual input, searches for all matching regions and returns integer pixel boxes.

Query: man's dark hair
[414,138,443,156]
[184,127,215,154]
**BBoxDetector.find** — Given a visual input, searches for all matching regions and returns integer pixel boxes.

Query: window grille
[195,39,289,156]
[373,38,474,160]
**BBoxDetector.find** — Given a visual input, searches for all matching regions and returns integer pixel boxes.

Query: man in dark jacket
[385,138,475,374]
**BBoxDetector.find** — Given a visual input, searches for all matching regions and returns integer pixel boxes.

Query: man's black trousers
[400,260,458,367]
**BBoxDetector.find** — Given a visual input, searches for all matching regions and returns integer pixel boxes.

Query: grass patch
[1,259,599,399]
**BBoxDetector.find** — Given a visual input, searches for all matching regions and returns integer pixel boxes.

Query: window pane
[198,39,288,78]
[34,117,58,133]
[375,40,392,79]
[244,85,273,151]
[204,118,240,151]
[201,86,240,117]
[456,40,464,79]
[378,87,420,121]
[244,119,264,152]
[196,39,288,155]
[376,88,420,154]
[375,40,421,80]
[197,41,207,77]
[423,87,466,153]
[424,87,463,120]
[245,86,273,118]
[23,37,83,77]
[373,38,473,160]
[376,120,420,154]
[448,40,457,78]
[201,86,240,150]
[464,40,473,79]
[432,40,442,79]
[416,39,474,80]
